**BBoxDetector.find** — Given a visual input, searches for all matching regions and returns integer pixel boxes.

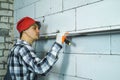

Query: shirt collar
[16,39,31,46]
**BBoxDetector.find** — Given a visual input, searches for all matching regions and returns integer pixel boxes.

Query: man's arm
[19,42,62,75]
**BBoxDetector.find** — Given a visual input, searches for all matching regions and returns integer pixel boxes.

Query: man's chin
[35,37,39,40]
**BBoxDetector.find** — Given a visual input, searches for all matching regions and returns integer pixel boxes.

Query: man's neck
[21,35,34,45]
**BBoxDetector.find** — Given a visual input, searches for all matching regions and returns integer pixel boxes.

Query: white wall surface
[14,0,120,80]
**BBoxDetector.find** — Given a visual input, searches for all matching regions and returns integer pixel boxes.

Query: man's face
[25,23,40,41]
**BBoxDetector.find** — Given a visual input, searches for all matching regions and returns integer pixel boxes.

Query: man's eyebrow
[32,24,37,27]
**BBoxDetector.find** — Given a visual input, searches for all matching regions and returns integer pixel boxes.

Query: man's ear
[22,30,28,36]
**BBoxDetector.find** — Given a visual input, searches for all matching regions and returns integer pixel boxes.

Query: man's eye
[32,27,36,30]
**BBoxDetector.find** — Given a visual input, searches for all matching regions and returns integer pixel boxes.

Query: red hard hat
[17,16,36,33]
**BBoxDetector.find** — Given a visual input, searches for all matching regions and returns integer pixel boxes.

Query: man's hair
[20,31,23,39]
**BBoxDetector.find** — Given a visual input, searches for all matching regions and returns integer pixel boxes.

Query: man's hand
[56,32,69,45]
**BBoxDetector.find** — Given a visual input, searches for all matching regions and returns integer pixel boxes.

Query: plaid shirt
[8,39,62,80]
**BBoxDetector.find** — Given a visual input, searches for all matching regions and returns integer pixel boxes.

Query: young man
[6,16,67,80]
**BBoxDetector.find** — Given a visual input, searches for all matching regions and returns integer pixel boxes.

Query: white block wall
[14,0,120,80]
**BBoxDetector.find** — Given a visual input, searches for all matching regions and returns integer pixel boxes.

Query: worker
[4,16,67,80]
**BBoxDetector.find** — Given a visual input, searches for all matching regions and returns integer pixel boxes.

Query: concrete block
[5,64,7,69]
[111,34,120,54]
[76,55,120,80]
[0,43,5,49]
[37,75,45,80]
[0,28,9,36]
[1,2,9,9]
[63,0,99,10]
[44,9,75,33]
[0,16,8,22]
[0,70,6,76]
[0,77,4,80]
[63,0,78,10]
[52,53,76,76]
[64,34,110,54]
[35,39,64,55]
[0,23,10,29]
[35,39,55,59]
[36,0,51,17]
[5,37,11,42]
[35,0,62,17]
[3,50,9,57]
[9,3,13,10]
[10,24,14,29]
[50,0,62,13]
[23,0,38,6]
[35,39,55,53]
[76,0,120,30]
[0,64,4,69]
[0,37,4,42]
[0,10,12,16]
[16,4,35,22]
[8,0,14,3]
[9,17,13,23]
[64,76,90,80]
[0,50,3,56]
[44,73,64,80]
[14,0,24,10]
[5,43,12,49]
[0,0,7,1]
[0,57,7,63]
